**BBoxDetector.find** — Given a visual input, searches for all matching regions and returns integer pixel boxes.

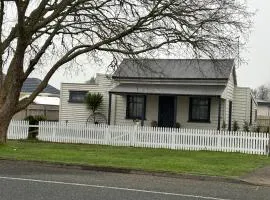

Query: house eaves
[110,83,225,97]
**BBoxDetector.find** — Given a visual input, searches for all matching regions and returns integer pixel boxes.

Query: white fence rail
[8,121,270,155]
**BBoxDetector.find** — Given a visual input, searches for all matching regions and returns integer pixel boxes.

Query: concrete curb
[0,158,259,186]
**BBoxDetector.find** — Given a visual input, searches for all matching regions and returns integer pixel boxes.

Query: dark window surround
[188,97,211,123]
[228,100,232,131]
[126,95,146,120]
[68,90,88,103]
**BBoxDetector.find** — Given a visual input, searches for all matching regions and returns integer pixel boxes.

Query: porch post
[217,96,221,130]
[141,96,146,126]
[108,92,112,125]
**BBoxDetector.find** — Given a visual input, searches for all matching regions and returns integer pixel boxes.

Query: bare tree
[253,85,270,100]
[85,76,96,84]
[0,0,252,143]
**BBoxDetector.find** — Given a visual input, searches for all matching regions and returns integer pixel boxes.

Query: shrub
[85,93,103,123]
[151,120,158,127]
[24,115,46,139]
[232,121,239,131]
[251,125,261,133]
[175,122,181,128]
[243,121,250,132]
[221,120,227,130]
[85,93,103,113]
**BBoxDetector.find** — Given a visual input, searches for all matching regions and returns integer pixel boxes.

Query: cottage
[60,59,257,130]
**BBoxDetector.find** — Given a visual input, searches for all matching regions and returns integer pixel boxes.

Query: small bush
[24,115,46,139]
[243,121,250,132]
[251,125,261,133]
[221,120,227,130]
[232,121,239,131]
[151,120,158,127]
[175,122,181,128]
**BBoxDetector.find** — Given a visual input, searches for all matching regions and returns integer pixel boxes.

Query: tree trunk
[0,112,12,144]
[0,82,20,144]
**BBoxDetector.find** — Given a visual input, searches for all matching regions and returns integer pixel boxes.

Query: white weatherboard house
[60,59,257,130]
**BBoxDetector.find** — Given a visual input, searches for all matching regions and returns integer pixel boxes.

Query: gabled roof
[22,78,60,95]
[2,74,60,95]
[113,59,235,80]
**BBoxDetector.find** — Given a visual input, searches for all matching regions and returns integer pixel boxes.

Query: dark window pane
[69,91,87,103]
[126,95,145,119]
[189,97,210,122]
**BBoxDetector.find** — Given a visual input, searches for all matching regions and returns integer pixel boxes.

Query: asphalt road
[0,160,270,200]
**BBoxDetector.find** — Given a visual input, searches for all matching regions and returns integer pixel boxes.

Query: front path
[241,166,270,186]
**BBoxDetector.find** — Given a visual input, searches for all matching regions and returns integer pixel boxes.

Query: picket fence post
[105,125,110,145]
[131,124,137,147]
[267,133,270,157]
[52,123,56,142]
[171,128,176,150]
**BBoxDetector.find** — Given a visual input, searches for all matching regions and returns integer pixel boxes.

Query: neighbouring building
[13,78,60,121]
[256,99,270,132]
[257,100,270,117]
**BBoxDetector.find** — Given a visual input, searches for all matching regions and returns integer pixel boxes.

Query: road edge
[0,158,259,186]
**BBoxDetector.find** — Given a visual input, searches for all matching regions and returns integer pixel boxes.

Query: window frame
[126,95,146,120]
[68,90,88,103]
[188,97,211,123]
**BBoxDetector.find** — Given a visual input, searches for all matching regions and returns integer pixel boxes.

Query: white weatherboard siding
[145,95,159,125]
[221,71,235,100]
[232,87,256,129]
[59,74,117,123]
[221,71,235,128]
[176,96,225,129]
[114,95,225,129]
[113,95,158,126]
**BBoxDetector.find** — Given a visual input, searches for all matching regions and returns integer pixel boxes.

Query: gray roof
[110,84,225,96]
[113,59,235,80]
[22,78,60,95]
[257,99,270,106]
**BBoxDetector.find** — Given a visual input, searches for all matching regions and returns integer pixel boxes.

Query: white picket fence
[7,120,270,155]
[7,120,29,140]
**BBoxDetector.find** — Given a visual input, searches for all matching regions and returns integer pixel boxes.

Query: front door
[158,96,176,127]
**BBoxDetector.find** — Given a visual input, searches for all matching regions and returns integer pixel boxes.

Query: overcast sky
[46,0,270,89]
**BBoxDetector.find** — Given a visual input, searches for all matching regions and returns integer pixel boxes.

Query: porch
[108,84,229,130]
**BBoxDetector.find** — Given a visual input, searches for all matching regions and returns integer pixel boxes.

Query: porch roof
[110,84,224,96]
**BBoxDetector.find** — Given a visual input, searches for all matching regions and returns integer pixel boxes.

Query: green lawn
[1,140,270,177]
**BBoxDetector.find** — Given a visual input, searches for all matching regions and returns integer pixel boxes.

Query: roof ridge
[123,58,234,61]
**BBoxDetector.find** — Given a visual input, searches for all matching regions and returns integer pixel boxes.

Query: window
[69,91,88,103]
[126,95,146,119]
[189,97,211,122]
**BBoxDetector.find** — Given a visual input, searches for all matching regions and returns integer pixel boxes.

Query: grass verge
[1,140,270,177]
